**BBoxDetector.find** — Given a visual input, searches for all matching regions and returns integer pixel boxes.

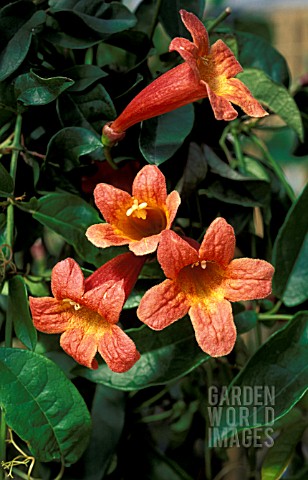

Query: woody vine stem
[0,112,22,479]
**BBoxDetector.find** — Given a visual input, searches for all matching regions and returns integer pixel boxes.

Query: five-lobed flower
[102,9,268,147]
[137,218,274,357]
[29,253,145,372]
[86,164,181,256]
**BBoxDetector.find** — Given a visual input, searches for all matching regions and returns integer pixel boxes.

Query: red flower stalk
[29,253,145,372]
[102,9,268,147]
[86,164,180,256]
[137,218,274,357]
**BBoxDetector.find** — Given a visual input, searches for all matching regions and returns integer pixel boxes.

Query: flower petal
[86,223,130,249]
[199,218,235,268]
[97,325,140,373]
[223,258,274,301]
[132,165,167,206]
[137,279,189,330]
[204,82,239,121]
[51,258,84,301]
[85,252,146,300]
[83,280,126,324]
[93,183,132,224]
[128,234,161,256]
[60,328,98,369]
[179,9,209,57]
[219,77,268,118]
[166,190,181,228]
[210,39,243,79]
[29,297,72,333]
[189,299,236,357]
[157,230,199,279]
[169,37,200,79]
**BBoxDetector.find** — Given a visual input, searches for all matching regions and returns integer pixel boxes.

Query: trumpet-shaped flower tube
[86,164,180,256]
[29,253,145,372]
[102,9,268,146]
[137,218,274,357]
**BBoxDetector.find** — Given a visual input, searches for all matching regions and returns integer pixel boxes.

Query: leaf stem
[207,7,232,33]
[258,314,293,321]
[232,130,246,174]
[249,133,295,202]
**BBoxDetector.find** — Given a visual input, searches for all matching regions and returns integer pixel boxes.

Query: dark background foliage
[0,1,307,479]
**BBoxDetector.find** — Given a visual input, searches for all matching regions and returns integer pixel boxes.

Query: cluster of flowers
[29,11,274,374]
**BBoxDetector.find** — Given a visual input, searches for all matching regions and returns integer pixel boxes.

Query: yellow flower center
[63,298,81,310]
[126,198,148,220]
[122,198,168,241]
[177,261,225,303]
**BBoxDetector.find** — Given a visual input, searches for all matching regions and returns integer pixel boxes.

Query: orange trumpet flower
[86,165,180,256]
[102,9,268,146]
[29,253,145,372]
[137,218,274,357]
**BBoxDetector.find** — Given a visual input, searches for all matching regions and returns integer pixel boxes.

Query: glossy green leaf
[139,104,194,165]
[45,127,102,171]
[81,385,125,480]
[15,71,74,106]
[209,312,308,446]
[272,184,308,306]
[31,192,122,267]
[57,84,116,131]
[0,348,91,464]
[200,146,271,206]
[8,275,37,351]
[176,142,208,197]
[50,0,137,38]
[160,0,205,38]
[236,31,290,86]
[238,69,304,141]
[63,65,108,92]
[261,420,306,480]
[76,319,209,391]
[234,310,257,335]
[0,10,46,81]
[0,163,14,196]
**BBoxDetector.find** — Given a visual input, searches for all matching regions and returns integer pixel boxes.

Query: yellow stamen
[201,260,207,269]
[63,299,81,310]
[191,261,200,268]
[126,198,148,219]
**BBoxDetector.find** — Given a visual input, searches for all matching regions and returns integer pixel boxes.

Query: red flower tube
[102,9,268,146]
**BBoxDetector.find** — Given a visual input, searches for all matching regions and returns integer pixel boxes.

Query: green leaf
[15,71,74,106]
[209,312,308,446]
[76,319,209,391]
[200,146,271,207]
[272,184,308,306]
[0,163,14,196]
[234,310,257,335]
[0,348,91,464]
[139,104,194,165]
[236,31,290,86]
[0,10,46,81]
[82,385,125,479]
[261,420,306,480]
[160,0,205,38]
[176,142,208,197]
[62,65,108,92]
[57,84,116,131]
[238,69,304,141]
[50,0,137,38]
[8,275,37,351]
[31,192,122,267]
[45,127,102,171]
